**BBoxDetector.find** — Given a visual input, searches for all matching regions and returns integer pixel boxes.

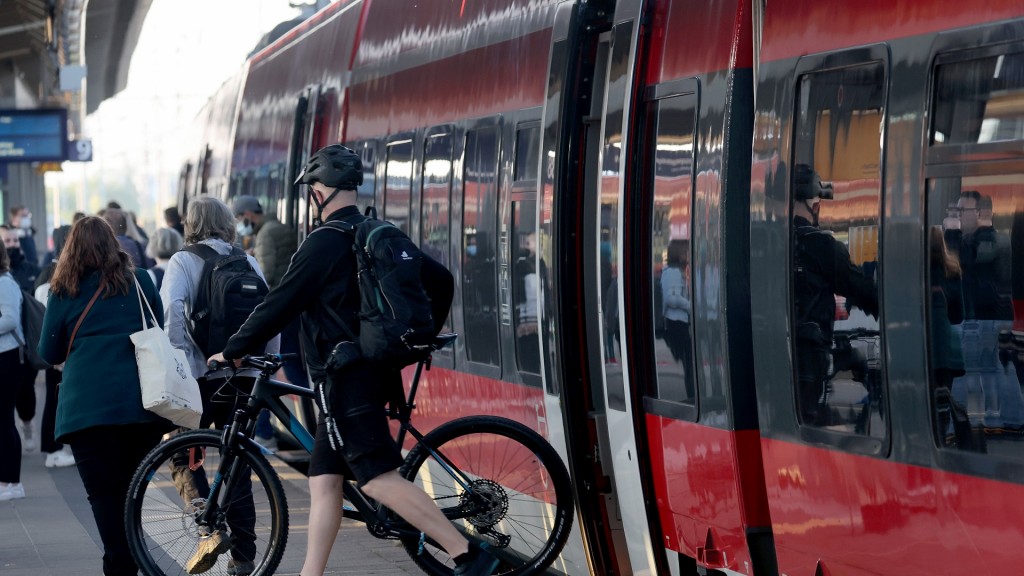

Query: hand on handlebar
[207,352,242,371]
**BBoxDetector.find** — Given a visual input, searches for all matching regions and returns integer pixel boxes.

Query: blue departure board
[0,109,67,162]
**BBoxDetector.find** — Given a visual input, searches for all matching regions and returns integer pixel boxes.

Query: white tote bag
[130,276,203,429]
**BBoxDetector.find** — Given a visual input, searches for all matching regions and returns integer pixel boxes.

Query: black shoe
[453,546,500,576]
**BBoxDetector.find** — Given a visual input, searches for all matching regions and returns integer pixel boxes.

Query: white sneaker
[0,483,25,501]
[45,450,76,468]
[20,420,36,452]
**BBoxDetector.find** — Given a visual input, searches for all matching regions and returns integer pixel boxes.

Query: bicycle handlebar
[207,353,300,373]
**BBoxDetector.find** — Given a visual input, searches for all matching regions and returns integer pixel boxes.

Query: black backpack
[323,208,453,367]
[184,244,270,357]
[18,289,49,370]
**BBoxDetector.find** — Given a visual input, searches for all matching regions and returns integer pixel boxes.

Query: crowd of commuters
[5,150,499,576]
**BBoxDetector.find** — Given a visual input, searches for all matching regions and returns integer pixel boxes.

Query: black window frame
[639,77,701,423]
[788,44,891,456]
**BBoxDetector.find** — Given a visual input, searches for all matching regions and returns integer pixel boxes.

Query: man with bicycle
[209,145,499,576]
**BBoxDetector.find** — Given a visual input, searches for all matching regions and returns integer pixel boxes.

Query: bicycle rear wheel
[125,429,288,576]
[399,415,574,575]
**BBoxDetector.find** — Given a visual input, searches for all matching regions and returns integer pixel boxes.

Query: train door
[289,84,332,238]
[538,1,630,574]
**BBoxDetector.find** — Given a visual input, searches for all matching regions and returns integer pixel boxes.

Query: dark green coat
[38,268,170,441]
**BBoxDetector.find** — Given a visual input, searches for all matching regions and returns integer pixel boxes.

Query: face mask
[18,216,31,230]
[236,220,253,237]
[466,245,478,257]
[6,247,22,266]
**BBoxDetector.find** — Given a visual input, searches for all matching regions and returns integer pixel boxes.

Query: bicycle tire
[399,415,574,575]
[125,429,289,576]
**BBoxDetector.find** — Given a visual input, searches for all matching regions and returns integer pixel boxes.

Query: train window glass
[514,126,541,182]
[422,134,453,268]
[463,127,501,367]
[932,51,1024,146]
[648,94,697,405]
[384,140,413,235]
[926,174,1024,458]
[791,62,885,437]
[512,200,541,374]
[421,133,454,335]
[357,143,376,212]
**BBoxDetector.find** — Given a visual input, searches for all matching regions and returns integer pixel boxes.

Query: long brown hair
[929,226,961,279]
[50,216,134,298]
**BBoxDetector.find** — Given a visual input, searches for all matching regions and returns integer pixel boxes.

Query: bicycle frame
[201,351,480,543]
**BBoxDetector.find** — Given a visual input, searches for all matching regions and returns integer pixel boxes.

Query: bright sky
[47,0,306,229]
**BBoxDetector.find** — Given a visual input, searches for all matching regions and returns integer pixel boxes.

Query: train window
[421,133,453,268]
[647,93,697,406]
[421,132,454,336]
[356,142,376,212]
[512,199,541,375]
[932,50,1024,146]
[384,140,413,235]
[926,174,1024,459]
[514,126,541,182]
[790,61,885,437]
[463,127,501,366]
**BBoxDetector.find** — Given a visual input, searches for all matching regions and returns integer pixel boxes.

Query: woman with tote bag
[37,216,174,576]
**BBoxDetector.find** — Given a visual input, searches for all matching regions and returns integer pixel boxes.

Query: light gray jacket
[0,273,23,354]
[161,238,279,379]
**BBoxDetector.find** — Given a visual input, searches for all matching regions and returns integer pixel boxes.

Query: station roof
[0,0,151,128]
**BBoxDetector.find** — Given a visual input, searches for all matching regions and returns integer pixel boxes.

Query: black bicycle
[124,334,574,576]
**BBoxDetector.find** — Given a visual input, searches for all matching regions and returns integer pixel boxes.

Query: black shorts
[306,361,404,486]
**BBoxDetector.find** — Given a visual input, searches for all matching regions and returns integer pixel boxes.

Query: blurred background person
[102,208,149,269]
[6,205,38,269]
[146,227,184,291]
[232,195,301,447]
[34,225,76,468]
[0,245,25,500]
[2,225,39,452]
[165,206,185,237]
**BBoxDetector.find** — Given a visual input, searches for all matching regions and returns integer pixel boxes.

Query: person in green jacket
[38,216,172,576]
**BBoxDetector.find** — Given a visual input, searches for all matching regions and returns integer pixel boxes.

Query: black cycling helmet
[794,163,834,200]
[293,144,363,188]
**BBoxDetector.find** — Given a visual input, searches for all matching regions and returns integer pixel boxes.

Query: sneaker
[0,483,25,501]
[186,531,230,574]
[453,545,500,576]
[20,420,35,452]
[226,558,256,575]
[44,449,76,468]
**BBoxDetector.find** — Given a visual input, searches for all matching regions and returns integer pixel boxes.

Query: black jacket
[223,206,364,382]
[793,216,878,347]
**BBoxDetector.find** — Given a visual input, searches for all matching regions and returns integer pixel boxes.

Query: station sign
[0,109,68,162]
[66,139,93,162]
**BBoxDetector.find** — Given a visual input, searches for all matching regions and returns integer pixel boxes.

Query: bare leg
[361,470,469,558]
[300,473,345,576]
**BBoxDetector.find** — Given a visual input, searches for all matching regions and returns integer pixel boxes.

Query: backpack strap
[183,243,222,261]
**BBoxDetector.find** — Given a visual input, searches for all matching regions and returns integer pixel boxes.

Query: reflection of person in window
[515,233,541,373]
[661,238,694,399]
[944,190,1019,433]
[928,226,974,448]
[792,164,878,425]
[463,232,499,364]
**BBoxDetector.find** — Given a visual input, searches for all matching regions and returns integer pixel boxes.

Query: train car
[181,0,1024,574]
[750,1,1024,575]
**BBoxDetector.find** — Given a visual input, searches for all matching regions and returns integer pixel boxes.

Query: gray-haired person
[146,227,183,291]
[161,196,279,574]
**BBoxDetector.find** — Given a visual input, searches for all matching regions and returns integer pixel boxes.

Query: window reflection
[463,128,501,366]
[648,94,696,405]
[790,62,884,437]
[933,51,1024,145]
[928,175,1024,459]
[422,134,453,336]
[512,200,541,374]
[384,141,412,234]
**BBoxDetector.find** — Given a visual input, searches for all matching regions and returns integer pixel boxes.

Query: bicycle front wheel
[399,415,574,575]
[125,429,289,576]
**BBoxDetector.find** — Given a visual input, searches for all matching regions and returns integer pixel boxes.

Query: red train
[180,0,1024,574]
